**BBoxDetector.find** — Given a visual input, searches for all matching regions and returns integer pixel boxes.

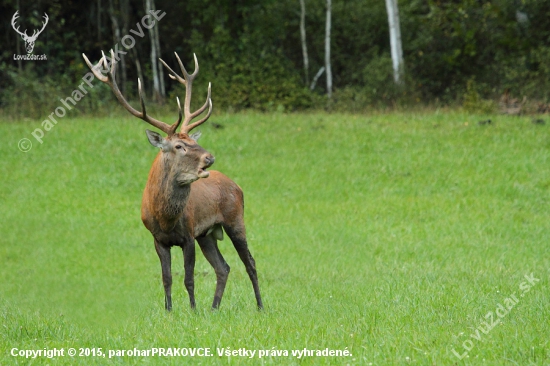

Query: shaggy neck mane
[146,153,190,227]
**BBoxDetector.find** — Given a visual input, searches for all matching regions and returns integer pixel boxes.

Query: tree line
[0,0,549,118]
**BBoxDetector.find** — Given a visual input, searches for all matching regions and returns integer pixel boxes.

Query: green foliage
[169,51,317,113]
[0,64,61,119]
[0,62,123,120]
[462,78,497,114]
[330,55,424,112]
[1,0,550,114]
[500,46,550,101]
[1,113,550,364]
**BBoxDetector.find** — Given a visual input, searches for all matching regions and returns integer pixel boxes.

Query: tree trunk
[108,0,126,94]
[119,0,130,95]
[154,19,165,98]
[97,0,102,43]
[385,0,404,84]
[145,0,164,102]
[310,67,325,91]
[16,0,22,71]
[299,0,309,86]
[325,0,332,99]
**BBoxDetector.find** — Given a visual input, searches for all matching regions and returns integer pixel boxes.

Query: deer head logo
[11,11,49,54]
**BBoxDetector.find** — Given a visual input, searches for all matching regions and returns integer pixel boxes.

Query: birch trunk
[119,0,129,95]
[145,0,164,102]
[385,0,404,84]
[97,0,102,43]
[325,0,332,98]
[310,67,325,90]
[108,0,126,94]
[299,0,309,86]
[16,0,21,70]
[154,21,165,98]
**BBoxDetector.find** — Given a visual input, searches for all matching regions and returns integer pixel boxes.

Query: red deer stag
[82,50,263,310]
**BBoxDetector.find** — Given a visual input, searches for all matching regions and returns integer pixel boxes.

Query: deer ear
[145,129,166,149]
[189,131,202,141]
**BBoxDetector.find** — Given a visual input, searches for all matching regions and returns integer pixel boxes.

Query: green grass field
[0,111,549,365]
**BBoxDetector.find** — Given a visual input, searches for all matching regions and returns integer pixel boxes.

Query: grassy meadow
[0,111,549,365]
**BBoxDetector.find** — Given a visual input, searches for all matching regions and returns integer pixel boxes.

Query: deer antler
[82,50,182,136]
[11,11,28,39]
[159,53,212,133]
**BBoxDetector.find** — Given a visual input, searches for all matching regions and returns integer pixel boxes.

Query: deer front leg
[182,238,196,309]
[154,240,172,311]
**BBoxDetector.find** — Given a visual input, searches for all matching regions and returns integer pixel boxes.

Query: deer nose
[204,155,215,168]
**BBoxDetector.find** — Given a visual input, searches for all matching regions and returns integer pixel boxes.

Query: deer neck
[143,153,191,233]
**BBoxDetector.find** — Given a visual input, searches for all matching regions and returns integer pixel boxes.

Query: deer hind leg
[197,233,230,309]
[224,225,263,310]
[182,238,196,309]
[154,240,172,311]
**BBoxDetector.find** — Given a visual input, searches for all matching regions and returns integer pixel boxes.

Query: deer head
[11,11,49,54]
[82,50,214,185]
[145,129,214,186]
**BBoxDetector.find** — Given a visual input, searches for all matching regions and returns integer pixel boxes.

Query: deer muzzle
[198,155,215,178]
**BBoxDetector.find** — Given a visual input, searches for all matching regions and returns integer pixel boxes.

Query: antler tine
[138,78,147,116]
[159,53,212,133]
[188,81,211,120]
[82,51,182,135]
[175,52,200,80]
[183,83,213,133]
[82,52,108,83]
[108,49,120,81]
[192,53,199,76]
[137,77,180,135]
[158,58,185,84]
[173,97,183,133]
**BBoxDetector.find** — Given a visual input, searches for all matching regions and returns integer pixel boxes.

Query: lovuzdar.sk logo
[11,10,48,61]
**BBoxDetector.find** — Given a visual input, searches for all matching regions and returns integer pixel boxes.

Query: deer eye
[175,145,184,150]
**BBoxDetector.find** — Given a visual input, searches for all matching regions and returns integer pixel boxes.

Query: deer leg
[197,234,230,309]
[182,239,196,309]
[154,240,172,311]
[224,226,263,310]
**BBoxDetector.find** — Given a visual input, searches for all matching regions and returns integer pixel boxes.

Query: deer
[82,50,263,311]
[11,11,49,54]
